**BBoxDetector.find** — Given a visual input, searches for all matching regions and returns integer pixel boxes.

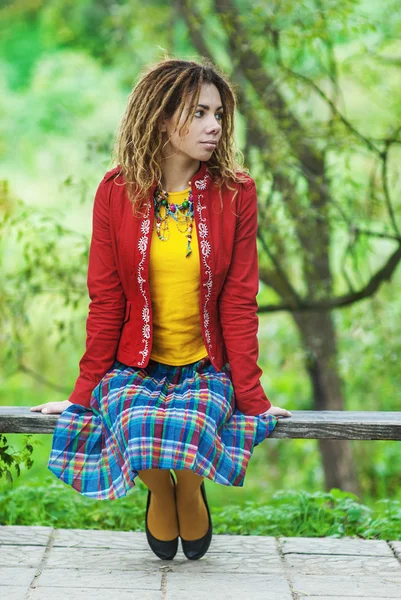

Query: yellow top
[149,187,208,365]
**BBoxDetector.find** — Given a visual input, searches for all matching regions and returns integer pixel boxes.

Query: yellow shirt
[149,187,208,365]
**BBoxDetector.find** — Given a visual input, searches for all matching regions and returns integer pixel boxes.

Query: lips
[201,141,218,149]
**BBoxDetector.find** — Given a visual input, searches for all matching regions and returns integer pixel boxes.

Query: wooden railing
[1,407,401,439]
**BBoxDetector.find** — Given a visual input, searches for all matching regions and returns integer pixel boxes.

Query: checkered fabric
[47,357,277,499]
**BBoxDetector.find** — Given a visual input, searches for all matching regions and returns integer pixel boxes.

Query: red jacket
[68,160,272,416]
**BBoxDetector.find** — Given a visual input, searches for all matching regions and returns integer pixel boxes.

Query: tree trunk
[177,0,362,495]
[293,309,360,495]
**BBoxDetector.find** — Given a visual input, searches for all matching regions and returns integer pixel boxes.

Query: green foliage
[213,487,399,538]
[0,434,37,483]
[0,476,147,530]
[1,479,400,539]
[0,12,44,91]
[1,198,89,375]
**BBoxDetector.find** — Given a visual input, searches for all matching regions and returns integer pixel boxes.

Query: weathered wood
[1,407,401,439]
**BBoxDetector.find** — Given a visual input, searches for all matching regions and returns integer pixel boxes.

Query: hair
[111,56,250,216]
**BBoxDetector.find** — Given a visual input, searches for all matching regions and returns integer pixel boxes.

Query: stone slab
[284,554,401,576]
[0,525,52,546]
[170,551,284,573]
[280,536,394,557]
[203,534,278,554]
[45,547,158,569]
[291,574,401,597]
[0,566,36,587]
[36,567,162,590]
[0,587,29,600]
[0,545,46,567]
[165,572,293,600]
[53,529,278,553]
[29,588,162,600]
[2,528,401,599]
[46,546,284,573]
[53,528,149,550]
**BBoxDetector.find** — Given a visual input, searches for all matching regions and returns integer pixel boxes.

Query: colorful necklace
[153,185,194,257]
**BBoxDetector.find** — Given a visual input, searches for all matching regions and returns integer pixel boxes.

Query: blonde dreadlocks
[111,56,249,216]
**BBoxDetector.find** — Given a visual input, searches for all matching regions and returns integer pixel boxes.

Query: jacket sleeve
[68,177,126,408]
[218,178,272,416]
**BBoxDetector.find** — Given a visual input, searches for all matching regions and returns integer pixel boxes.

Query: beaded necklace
[153,185,194,257]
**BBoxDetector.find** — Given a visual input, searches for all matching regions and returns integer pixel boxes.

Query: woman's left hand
[260,405,292,419]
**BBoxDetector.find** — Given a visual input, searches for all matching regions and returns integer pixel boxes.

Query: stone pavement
[1,526,401,599]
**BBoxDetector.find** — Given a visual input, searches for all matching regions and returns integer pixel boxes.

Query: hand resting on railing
[30,400,73,414]
[260,405,292,419]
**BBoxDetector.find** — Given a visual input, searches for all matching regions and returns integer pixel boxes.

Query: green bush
[1,478,400,539]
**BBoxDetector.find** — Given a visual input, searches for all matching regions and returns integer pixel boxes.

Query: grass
[1,477,400,540]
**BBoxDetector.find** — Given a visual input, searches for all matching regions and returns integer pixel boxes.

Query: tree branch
[213,0,327,177]
[258,242,401,313]
[16,362,71,395]
[281,65,380,156]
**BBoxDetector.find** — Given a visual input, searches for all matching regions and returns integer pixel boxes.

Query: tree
[177,0,401,494]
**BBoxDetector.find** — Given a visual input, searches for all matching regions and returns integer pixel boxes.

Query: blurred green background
[1,0,401,535]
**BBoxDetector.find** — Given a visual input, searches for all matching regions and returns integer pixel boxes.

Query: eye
[194,110,224,121]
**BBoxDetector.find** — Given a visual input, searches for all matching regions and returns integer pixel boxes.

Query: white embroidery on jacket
[137,204,151,365]
[195,175,215,361]
[195,176,208,191]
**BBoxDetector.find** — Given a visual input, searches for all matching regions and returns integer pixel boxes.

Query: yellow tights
[137,469,209,541]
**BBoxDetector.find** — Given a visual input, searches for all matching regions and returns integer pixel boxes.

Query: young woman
[30,57,292,561]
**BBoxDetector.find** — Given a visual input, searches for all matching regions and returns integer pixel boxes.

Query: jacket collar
[190,160,210,191]
[150,160,211,197]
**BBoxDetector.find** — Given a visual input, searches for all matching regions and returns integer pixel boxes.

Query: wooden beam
[1,408,401,440]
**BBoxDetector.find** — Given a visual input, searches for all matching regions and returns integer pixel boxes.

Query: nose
[206,117,222,136]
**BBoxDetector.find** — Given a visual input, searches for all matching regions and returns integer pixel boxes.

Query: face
[161,82,223,161]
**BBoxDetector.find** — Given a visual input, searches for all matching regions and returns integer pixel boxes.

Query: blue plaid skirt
[47,356,278,500]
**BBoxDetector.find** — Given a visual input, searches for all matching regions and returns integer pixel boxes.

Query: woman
[30,57,291,561]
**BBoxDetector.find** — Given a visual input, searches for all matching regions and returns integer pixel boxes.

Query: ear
[160,115,168,133]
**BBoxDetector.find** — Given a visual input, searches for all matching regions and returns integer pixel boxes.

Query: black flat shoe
[180,481,212,560]
[145,471,179,560]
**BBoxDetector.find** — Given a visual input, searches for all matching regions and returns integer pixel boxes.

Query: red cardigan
[68,160,272,416]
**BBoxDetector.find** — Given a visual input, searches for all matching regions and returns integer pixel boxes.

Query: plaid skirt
[47,356,278,500]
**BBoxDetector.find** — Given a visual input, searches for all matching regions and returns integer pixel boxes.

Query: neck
[160,156,202,192]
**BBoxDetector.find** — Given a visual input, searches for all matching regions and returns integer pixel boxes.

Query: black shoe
[180,481,212,560]
[145,472,179,560]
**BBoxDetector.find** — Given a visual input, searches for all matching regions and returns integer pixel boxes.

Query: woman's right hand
[30,400,73,414]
